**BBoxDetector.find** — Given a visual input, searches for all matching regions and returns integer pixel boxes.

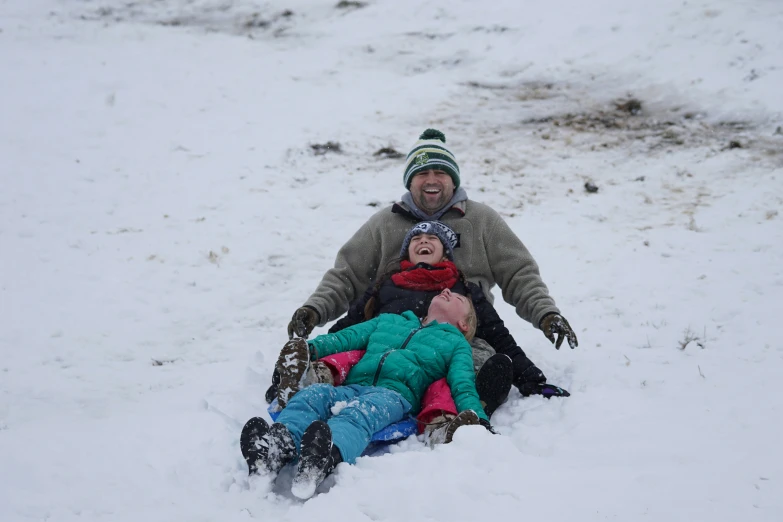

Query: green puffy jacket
[308,311,488,421]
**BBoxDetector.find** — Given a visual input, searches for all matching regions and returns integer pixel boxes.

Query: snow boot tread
[275,338,311,408]
[291,420,341,500]
[444,410,481,443]
[240,417,270,475]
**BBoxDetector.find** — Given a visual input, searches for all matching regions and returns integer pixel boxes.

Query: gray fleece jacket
[304,199,560,330]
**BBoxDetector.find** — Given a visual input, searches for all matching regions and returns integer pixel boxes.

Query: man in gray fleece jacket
[288,128,578,352]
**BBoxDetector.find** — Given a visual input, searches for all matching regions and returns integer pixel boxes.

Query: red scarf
[391,260,459,291]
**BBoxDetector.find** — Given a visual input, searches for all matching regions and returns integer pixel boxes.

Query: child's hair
[399,221,457,261]
[362,258,403,320]
[463,295,478,342]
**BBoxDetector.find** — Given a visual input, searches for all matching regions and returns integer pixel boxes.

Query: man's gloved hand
[539,313,578,349]
[478,418,500,435]
[287,306,320,340]
[518,381,571,399]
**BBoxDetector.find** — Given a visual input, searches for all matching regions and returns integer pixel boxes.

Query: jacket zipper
[371,324,428,386]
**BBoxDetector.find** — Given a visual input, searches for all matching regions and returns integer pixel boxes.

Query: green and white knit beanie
[403,129,460,190]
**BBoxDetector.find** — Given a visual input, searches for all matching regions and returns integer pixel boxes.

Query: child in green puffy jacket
[240,288,496,500]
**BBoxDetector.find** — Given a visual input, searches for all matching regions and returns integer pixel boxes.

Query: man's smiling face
[409,169,455,215]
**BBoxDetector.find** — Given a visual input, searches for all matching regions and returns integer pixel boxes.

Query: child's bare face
[408,234,446,265]
[427,288,470,326]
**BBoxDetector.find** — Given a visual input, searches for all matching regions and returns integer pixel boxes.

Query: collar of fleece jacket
[392,200,467,219]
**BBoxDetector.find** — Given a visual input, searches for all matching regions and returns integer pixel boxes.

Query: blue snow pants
[275,383,412,464]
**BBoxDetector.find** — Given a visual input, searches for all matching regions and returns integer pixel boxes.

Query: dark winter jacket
[328,271,546,387]
[308,311,488,421]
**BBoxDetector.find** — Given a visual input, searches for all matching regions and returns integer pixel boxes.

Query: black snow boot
[291,421,342,500]
[475,353,514,418]
[240,417,269,475]
[240,417,296,476]
[264,369,281,405]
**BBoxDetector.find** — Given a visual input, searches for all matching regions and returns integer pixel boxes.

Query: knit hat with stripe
[403,129,460,190]
[399,221,458,261]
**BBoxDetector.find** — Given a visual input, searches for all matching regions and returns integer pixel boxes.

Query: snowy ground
[1,0,782,520]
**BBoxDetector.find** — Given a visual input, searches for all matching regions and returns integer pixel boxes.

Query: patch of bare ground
[463,80,781,162]
[518,94,781,158]
[76,1,296,37]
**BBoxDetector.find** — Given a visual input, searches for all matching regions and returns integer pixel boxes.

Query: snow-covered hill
[1,1,782,520]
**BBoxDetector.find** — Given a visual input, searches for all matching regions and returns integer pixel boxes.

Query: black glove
[287,306,320,339]
[478,418,499,435]
[539,313,578,349]
[518,381,570,398]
